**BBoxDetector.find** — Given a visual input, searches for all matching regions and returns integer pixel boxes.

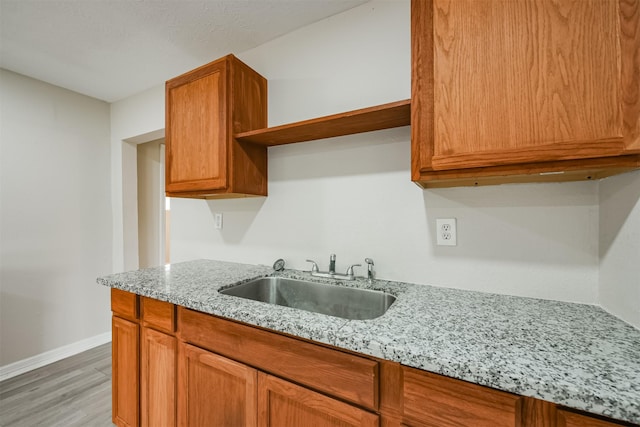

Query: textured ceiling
[0,0,368,102]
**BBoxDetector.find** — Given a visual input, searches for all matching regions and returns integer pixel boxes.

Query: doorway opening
[136,138,169,268]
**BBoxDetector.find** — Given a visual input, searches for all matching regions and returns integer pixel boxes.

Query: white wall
[137,139,165,268]
[110,85,165,272]
[169,1,601,304]
[109,1,637,328]
[0,69,112,366]
[599,171,640,328]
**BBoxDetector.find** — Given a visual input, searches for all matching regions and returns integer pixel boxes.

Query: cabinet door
[112,316,139,427]
[141,327,176,427]
[166,60,228,194]
[402,367,522,427]
[258,372,379,427]
[412,0,640,181]
[178,342,257,427]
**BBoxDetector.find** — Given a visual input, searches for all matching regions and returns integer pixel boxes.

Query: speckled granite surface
[98,259,640,424]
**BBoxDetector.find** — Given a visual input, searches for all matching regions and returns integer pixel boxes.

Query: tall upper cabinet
[166,55,268,198]
[411,0,640,188]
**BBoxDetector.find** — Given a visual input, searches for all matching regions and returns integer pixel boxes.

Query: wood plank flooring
[0,343,113,427]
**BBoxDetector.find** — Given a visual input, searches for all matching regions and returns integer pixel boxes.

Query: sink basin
[219,276,396,320]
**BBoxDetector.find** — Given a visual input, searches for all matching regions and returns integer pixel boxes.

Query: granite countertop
[97,259,640,424]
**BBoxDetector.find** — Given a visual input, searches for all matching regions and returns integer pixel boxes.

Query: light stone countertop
[97,259,640,424]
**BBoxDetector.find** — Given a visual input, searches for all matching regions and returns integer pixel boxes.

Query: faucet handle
[346,264,362,278]
[305,259,319,273]
[365,258,374,266]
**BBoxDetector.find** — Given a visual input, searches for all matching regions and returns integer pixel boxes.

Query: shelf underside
[235,99,411,146]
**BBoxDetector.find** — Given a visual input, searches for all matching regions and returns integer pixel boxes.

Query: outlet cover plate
[436,218,457,246]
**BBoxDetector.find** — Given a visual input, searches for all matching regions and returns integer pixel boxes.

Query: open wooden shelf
[234,99,411,146]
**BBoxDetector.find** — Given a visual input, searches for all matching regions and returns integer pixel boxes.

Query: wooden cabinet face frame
[411,0,640,187]
[165,59,229,194]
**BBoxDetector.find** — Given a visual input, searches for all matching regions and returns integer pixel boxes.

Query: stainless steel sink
[219,276,396,320]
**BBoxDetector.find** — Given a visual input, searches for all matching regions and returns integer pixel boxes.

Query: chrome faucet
[365,258,375,284]
[306,254,360,280]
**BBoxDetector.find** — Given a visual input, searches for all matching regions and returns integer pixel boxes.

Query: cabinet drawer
[178,307,379,410]
[403,367,522,427]
[111,288,139,320]
[141,297,175,333]
[557,409,627,427]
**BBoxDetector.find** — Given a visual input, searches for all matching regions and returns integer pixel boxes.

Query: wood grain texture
[411,0,640,184]
[141,327,176,427]
[411,0,435,178]
[518,398,557,427]
[235,100,410,146]
[177,307,379,410]
[165,54,268,198]
[111,288,138,320]
[141,297,175,333]
[402,367,522,427]
[228,55,268,195]
[177,342,257,427]
[557,409,630,426]
[112,316,139,427]
[432,0,621,163]
[258,372,379,427]
[165,60,228,193]
[414,154,640,188]
[620,0,640,150]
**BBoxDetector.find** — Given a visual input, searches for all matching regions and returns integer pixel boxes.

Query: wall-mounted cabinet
[165,54,268,198]
[411,0,640,188]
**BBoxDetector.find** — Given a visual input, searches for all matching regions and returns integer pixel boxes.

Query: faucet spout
[329,253,336,274]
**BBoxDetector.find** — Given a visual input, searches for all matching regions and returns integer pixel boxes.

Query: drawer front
[111,288,139,320]
[557,409,627,427]
[403,367,522,427]
[141,297,175,333]
[178,307,379,410]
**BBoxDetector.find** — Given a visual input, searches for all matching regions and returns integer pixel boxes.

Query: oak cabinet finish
[178,307,379,410]
[403,367,522,427]
[141,327,176,427]
[112,316,139,427]
[178,343,257,427]
[111,291,634,427]
[258,372,379,427]
[166,54,268,198]
[411,0,640,187]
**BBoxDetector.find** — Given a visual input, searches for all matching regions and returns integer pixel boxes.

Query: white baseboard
[0,331,112,382]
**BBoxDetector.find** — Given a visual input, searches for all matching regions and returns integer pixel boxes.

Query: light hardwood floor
[0,343,113,427]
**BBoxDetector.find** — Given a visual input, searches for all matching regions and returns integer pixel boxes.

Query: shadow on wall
[422,180,600,266]
[268,126,410,181]
[206,197,266,244]
[599,171,640,257]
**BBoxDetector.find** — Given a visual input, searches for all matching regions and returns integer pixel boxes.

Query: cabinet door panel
[431,0,624,170]
[403,367,521,427]
[178,343,257,427]
[112,316,139,427]
[166,63,227,193]
[258,372,379,427]
[141,327,176,427]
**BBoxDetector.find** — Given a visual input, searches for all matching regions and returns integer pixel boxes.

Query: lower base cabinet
[111,291,633,427]
[177,342,378,427]
[178,343,257,427]
[258,372,378,427]
[141,327,176,427]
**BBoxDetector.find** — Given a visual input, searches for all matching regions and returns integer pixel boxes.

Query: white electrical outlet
[436,218,457,246]
[214,213,223,230]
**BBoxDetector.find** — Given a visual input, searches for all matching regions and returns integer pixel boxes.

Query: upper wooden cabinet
[165,54,268,198]
[411,0,640,188]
